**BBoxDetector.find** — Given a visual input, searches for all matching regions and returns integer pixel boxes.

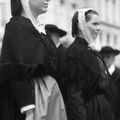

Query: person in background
[99,46,120,120]
[63,8,114,120]
[45,24,67,98]
[0,0,67,120]
[45,24,67,47]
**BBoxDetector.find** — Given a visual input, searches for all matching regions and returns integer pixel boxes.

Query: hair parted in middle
[71,9,98,37]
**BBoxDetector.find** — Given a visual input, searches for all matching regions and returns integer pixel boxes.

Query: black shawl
[0,16,58,120]
[0,16,58,80]
[64,37,113,120]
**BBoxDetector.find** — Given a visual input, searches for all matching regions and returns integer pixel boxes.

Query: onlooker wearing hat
[45,24,67,99]
[99,46,120,70]
[99,46,120,120]
[45,24,67,47]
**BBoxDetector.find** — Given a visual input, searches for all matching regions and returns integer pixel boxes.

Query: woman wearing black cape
[64,8,114,120]
[0,0,67,120]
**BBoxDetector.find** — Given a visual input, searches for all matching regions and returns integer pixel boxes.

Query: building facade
[0,0,11,48]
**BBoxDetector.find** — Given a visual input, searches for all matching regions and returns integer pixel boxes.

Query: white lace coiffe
[77,8,97,50]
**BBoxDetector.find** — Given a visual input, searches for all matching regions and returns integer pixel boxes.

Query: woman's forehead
[89,14,100,22]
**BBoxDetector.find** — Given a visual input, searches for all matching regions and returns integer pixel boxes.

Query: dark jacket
[0,16,58,120]
[110,67,120,118]
[64,37,113,120]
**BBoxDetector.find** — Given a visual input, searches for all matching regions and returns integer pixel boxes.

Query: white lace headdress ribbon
[77,8,96,49]
[20,0,46,34]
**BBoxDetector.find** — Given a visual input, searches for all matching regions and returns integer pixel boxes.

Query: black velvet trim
[0,63,45,82]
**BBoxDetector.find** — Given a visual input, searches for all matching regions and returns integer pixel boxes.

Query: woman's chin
[93,35,98,40]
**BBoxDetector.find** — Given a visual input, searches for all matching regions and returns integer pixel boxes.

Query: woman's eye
[93,23,100,26]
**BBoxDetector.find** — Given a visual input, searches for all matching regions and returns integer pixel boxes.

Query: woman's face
[86,14,100,40]
[29,0,50,16]
[103,54,115,68]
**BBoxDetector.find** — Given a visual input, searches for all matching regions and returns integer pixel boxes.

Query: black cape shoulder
[66,37,101,74]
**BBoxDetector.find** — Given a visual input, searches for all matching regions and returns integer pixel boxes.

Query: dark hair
[71,11,79,37]
[71,9,98,37]
[85,10,98,22]
[11,0,22,16]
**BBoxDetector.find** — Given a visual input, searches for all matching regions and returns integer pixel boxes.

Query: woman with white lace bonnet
[0,0,67,120]
[64,8,114,120]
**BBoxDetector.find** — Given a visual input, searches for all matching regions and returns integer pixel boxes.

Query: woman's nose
[97,25,100,31]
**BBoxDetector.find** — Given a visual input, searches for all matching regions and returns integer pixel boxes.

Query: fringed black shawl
[64,37,113,120]
[0,16,58,120]
[0,16,58,80]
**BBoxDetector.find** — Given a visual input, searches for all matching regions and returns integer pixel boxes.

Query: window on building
[71,3,77,9]
[60,0,65,5]
[113,0,116,23]
[105,0,109,21]
[114,35,117,46]
[113,0,116,3]
[107,34,110,44]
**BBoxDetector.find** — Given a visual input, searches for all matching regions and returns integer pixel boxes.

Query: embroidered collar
[108,64,115,75]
